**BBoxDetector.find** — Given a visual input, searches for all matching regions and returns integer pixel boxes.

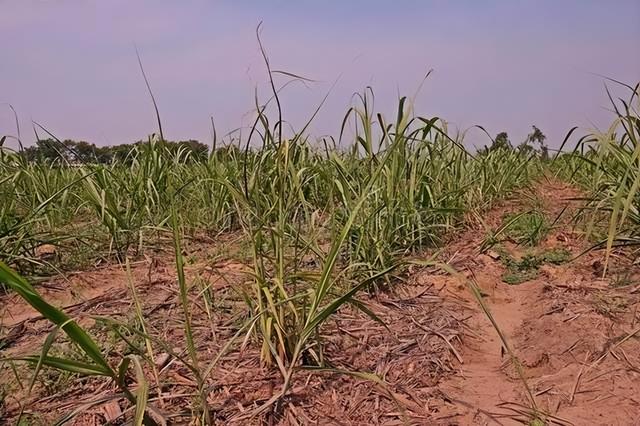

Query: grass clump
[500,247,572,285]
[503,210,549,246]
[541,247,571,265]
[502,269,539,285]
[501,252,544,285]
[479,209,550,253]
[553,80,640,273]
[593,293,628,317]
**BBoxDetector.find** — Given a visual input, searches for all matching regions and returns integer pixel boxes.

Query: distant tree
[529,125,548,159]
[94,145,114,163]
[177,139,209,161]
[164,140,209,162]
[516,142,535,156]
[484,131,512,153]
[212,143,242,160]
[70,140,98,162]
[19,137,206,164]
[527,125,546,146]
[22,139,66,162]
[519,125,548,159]
[109,143,138,163]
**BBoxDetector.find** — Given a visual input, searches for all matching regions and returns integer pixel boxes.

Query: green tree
[20,138,209,164]
[492,132,512,151]
[22,139,66,162]
[519,125,548,159]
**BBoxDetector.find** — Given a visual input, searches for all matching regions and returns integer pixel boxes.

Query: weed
[593,293,628,317]
[16,413,45,426]
[610,270,635,288]
[503,210,549,246]
[554,81,640,273]
[541,248,572,265]
[502,269,540,285]
[500,248,572,285]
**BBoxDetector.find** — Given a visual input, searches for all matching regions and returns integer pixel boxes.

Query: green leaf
[0,262,113,377]
[131,356,149,426]
[29,323,62,392]
[117,357,131,389]
[10,355,110,376]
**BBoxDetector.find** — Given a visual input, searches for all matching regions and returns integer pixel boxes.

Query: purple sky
[1,1,639,150]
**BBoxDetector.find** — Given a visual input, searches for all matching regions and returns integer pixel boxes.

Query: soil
[434,179,640,425]
[1,178,639,425]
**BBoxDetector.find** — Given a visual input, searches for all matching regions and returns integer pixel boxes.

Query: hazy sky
[1,1,639,150]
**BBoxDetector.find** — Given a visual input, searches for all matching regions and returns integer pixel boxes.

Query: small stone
[487,250,501,260]
[35,244,57,259]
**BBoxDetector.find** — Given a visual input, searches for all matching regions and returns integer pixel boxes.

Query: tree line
[20,138,210,163]
[481,125,549,158]
[14,125,548,164]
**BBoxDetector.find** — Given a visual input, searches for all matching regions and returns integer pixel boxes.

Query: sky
[1,0,639,150]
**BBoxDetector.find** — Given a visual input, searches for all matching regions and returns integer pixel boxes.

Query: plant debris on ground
[1,73,639,425]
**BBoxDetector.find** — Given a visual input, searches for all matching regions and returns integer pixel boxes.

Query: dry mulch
[1,178,639,425]
[0,242,467,425]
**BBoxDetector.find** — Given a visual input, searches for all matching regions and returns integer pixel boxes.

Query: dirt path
[434,179,640,425]
[438,272,536,425]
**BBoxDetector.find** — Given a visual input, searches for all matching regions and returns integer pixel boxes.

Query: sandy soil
[1,179,638,425]
[435,179,640,425]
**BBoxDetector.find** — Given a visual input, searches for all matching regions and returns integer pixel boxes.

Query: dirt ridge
[435,179,640,425]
